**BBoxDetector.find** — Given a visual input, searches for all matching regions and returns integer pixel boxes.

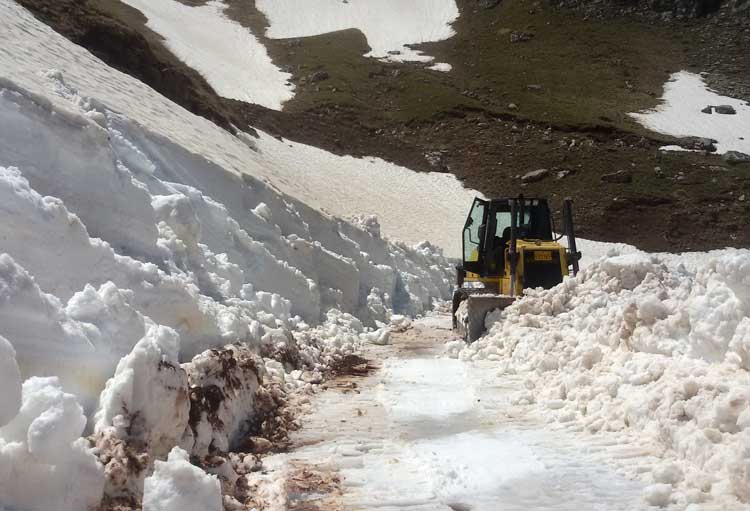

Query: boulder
[601,170,633,183]
[682,136,718,152]
[521,169,549,183]
[715,105,737,115]
[308,71,329,83]
[510,31,534,43]
[477,0,502,8]
[723,151,750,165]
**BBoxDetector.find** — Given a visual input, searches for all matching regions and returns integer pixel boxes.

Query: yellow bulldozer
[452,196,581,342]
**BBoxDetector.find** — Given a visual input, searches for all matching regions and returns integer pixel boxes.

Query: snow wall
[0,3,456,509]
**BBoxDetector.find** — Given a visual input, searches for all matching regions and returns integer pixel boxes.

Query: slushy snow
[630,71,750,155]
[118,0,295,109]
[256,0,460,62]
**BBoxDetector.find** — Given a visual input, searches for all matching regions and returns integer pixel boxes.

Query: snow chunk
[428,62,453,72]
[643,483,672,507]
[142,447,221,511]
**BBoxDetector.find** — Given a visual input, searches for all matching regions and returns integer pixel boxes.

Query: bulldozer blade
[455,294,515,343]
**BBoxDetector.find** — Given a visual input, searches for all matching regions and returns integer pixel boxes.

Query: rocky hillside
[17,0,750,252]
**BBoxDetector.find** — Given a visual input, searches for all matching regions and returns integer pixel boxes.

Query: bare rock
[723,151,750,164]
[601,170,633,183]
[521,168,549,183]
[715,104,737,115]
[248,437,273,454]
[308,71,329,83]
[510,31,534,43]
[682,136,718,152]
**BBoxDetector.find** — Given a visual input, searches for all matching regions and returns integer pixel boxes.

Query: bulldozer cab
[462,197,554,278]
[454,196,580,342]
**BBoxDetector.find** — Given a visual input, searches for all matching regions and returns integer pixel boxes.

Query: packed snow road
[251,316,647,510]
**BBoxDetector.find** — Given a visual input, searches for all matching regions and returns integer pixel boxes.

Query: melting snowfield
[0,0,477,256]
[256,0,460,62]
[119,0,295,109]
[630,71,750,154]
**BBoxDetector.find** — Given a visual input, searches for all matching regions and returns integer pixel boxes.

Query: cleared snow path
[252,317,646,510]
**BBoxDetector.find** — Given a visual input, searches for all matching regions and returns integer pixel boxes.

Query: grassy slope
[269,0,685,130]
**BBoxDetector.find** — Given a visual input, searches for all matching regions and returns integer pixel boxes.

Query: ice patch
[379,358,477,425]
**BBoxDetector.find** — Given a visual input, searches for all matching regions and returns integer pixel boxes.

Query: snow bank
[143,447,222,511]
[118,0,294,110]
[458,248,750,507]
[0,1,478,255]
[0,75,453,398]
[256,0,460,62]
[630,71,750,155]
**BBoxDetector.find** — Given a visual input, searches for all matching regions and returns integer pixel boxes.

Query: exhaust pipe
[563,198,580,276]
[509,199,518,296]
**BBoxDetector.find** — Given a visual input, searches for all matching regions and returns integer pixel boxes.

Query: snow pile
[457,249,750,507]
[142,447,222,511]
[118,0,294,109]
[256,0,460,62]
[0,376,105,511]
[631,71,750,155]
